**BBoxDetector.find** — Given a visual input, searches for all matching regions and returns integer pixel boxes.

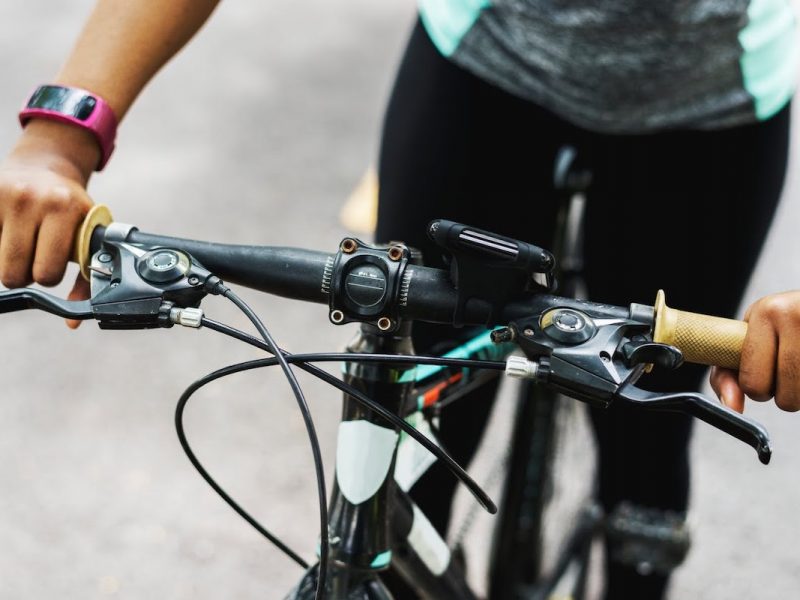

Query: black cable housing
[218,289,329,600]
[201,317,499,513]
[175,388,309,568]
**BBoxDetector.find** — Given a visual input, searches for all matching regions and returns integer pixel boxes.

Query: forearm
[55,0,222,121]
[0,0,221,292]
[12,0,221,181]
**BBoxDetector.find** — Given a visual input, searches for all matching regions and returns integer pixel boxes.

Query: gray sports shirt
[418,0,798,132]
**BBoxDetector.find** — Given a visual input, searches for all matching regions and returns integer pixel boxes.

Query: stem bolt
[341,238,357,254]
[377,317,392,331]
[330,309,345,324]
[387,245,404,261]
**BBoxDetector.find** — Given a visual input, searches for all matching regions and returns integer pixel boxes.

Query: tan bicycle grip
[653,290,747,370]
[71,204,113,281]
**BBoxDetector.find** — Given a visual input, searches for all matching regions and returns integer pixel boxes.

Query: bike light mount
[427,219,556,327]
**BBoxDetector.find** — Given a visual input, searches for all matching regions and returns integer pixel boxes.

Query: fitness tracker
[19,84,118,171]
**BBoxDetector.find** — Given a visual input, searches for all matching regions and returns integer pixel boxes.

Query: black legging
[375,17,790,597]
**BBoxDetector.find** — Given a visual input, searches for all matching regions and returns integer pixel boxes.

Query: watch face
[28,85,97,121]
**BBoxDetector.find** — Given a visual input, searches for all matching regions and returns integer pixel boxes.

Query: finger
[65,272,90,329]
[32,212,78,286]
[739,303,777,402]
[710,367,745,413]
[0,213,38,288]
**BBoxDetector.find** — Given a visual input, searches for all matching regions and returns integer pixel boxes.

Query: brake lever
[616,382,771,465]
[504,299,772,464]
[0,223,217,329]
[85,225,219,329]
[0,288,93,320]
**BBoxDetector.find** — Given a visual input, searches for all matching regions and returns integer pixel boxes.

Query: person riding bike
[0,1,797,598]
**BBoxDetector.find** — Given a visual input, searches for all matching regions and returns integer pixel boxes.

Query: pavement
[0,2,798,599]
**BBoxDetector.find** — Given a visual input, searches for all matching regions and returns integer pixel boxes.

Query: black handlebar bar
[0,219,772,464]
[123,229,333,304]
[102,226,631,327]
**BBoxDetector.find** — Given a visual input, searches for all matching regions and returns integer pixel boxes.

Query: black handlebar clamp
[327,237,412,332]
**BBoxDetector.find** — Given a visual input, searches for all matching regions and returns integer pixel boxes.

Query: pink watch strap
[19,85,118,171]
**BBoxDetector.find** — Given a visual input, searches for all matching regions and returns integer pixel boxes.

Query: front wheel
[487,380,598,599]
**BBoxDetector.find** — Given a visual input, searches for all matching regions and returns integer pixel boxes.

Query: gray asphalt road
[0,2,799,599]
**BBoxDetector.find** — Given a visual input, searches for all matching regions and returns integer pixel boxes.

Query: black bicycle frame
[287,321,603,600]
[288,321,485,599]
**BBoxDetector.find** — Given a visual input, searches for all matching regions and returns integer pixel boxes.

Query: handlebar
[89,223,631,328]
[0,206,770,464]
[136,226,750,373]
[124,228,335,304]
[75,209,750,367]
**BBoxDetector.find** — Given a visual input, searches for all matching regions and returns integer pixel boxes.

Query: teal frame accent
[370,550,392,568]
[417,0,491,56]
[316,546,392,569]
[399,329,512,384]
[739,0,798,120]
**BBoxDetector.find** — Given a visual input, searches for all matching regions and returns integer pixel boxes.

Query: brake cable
[174,287,505,600]
[202,316,501,512]
[214,284,329,600]
[175,314,505,581]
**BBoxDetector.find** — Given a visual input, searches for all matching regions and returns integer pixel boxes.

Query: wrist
[12,119,100,187]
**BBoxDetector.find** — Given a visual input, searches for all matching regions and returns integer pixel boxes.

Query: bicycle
[339,147,668,600]
[0,205,771,600]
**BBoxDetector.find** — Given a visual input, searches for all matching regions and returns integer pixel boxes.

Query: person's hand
[0,120,99,327]
[710,290,800,413]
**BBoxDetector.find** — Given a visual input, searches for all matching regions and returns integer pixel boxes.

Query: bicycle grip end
[653,289,746,370]
[72,204,113,281]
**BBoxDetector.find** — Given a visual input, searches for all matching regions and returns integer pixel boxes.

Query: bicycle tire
[487,380,597,600]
